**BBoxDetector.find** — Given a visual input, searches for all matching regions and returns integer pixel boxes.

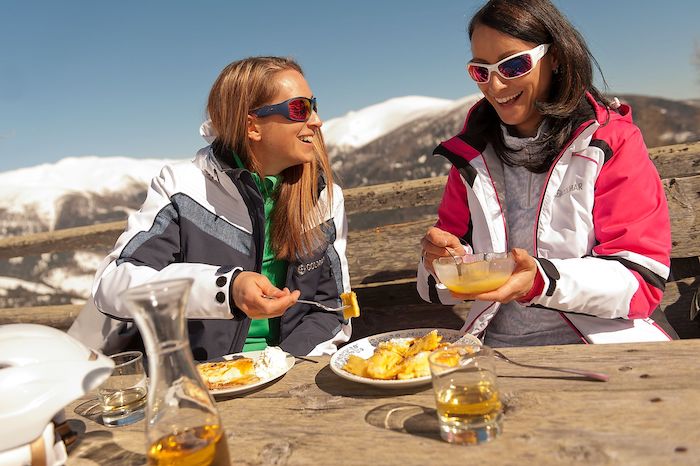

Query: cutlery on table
[451,334,609,382]
[492,349,609,382]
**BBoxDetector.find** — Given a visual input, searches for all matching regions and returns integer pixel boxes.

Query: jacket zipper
[222,169,265,350]
[234,172,265,273]
[475,152,509,250]
[532,120,597,254]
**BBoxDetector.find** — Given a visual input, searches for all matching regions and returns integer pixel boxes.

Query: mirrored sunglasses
[466,44,551,84]
[250,96,317,122]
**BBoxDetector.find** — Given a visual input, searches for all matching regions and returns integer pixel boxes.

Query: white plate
[330,328,478,389]
[206,350,295,396]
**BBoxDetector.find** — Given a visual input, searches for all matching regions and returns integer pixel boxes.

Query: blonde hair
[207,56,334,260]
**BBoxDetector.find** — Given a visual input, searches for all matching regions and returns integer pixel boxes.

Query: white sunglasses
[467,44,551,84]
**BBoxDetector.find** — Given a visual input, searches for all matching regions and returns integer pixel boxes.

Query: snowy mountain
[0,156,182,234]
[616,95,700,148]
[322,95,458,149]
[329,94,483,186]
[2,92,699,308]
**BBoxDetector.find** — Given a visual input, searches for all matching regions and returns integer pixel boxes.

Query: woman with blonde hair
[71,56,351,359]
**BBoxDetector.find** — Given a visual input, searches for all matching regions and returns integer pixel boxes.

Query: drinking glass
[98,350,147,427]
[428,344,503,445]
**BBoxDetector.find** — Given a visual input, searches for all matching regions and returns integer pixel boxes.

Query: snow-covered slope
[322,95,457,149]
[0,156,183,230]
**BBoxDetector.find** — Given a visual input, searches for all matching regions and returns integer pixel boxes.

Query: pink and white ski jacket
[417,94,673,343]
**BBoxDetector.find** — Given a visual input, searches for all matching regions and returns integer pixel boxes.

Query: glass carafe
[119,278,231,466]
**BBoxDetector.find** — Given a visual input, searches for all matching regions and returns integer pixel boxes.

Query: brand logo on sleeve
[556,182,583,198]
[297,257,325,275]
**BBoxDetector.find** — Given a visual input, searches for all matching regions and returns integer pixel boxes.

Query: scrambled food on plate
[197,346,287,390]
[342,330,449,380]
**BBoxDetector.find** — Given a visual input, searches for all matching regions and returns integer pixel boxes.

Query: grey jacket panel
[279,219,345,355]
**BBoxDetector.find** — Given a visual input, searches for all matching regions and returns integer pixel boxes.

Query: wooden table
[66,340,700,466]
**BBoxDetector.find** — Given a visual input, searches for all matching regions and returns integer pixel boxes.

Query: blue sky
[1,0,699,172]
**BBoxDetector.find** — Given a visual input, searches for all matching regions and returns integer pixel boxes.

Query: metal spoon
[492,350,610,382]
[444,247,463,277]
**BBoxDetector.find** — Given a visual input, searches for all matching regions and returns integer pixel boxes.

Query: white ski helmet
[0,324,114,465]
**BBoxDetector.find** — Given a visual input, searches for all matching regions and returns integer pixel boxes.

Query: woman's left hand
[449,248,538,303]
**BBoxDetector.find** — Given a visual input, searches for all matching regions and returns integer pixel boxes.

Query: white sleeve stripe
[592,250,669,282]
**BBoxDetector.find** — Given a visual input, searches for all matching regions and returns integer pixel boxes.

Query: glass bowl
[433,252,515,294]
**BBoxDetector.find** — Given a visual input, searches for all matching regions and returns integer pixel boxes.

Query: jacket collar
[193,141,329,197]
[193,145,222,181]
[436,91,613,163]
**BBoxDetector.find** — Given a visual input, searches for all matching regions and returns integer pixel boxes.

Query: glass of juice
[428,344,503,445]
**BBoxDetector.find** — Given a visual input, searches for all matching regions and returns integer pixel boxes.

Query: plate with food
[330,328,480,388]
[197,346,295,396]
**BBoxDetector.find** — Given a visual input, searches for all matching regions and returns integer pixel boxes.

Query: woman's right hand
[420,226,466,274]
[231,271,300,319]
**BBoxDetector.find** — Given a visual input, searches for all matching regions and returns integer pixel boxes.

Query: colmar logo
[556,182,583,198]
[297,257,325,275]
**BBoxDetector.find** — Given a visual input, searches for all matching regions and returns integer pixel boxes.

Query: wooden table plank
[65,340,700,466]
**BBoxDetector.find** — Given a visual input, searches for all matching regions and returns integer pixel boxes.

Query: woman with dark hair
[418,0,675,346]
[70,57,352,358]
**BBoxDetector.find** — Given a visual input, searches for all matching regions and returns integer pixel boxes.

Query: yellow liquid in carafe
[147,425,230,466]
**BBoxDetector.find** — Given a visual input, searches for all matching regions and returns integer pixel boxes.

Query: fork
[262,295,348,312]
[492,350,609,382]
[296,299,349,312]
[450,335,609,382]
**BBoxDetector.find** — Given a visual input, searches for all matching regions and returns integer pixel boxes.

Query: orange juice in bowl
[433,252,514,294]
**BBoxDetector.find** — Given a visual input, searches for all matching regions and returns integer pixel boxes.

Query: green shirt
[231,154,288,352]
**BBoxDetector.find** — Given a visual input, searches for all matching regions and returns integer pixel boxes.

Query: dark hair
[469,0,607,172]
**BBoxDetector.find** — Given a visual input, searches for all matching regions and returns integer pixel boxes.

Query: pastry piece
[396,351,431,380]
[376,338,413,357]
[431,347,462,367]
[343,354,369,377]
[405,330,443,358]
[340,291,360,319]
[365,348,404,380]
[197,357,260,390]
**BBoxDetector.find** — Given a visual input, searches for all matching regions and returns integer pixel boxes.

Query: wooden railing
[2,141,700,338]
